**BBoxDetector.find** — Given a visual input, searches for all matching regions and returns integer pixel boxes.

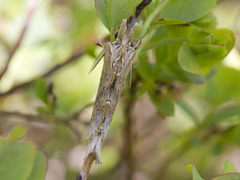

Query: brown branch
[122,96,135,180]
[77,153,95,180]
[127,0,152,31]
[0,104,91,140]
[0,2,37,80]
[0,111,46,123]
[0,50,85,98]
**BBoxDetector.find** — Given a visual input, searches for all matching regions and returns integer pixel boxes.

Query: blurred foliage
[0,0,240,180]
[0,126,47,180]
[185,160,240,180]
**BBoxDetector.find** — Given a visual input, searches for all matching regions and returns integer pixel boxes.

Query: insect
[85,19,140,164]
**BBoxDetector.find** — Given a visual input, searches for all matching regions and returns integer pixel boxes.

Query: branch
[0,106,91,140]
[0,50,85,98]
[127,0,152,31]
[0,0,40,80]
[122,96,135,180]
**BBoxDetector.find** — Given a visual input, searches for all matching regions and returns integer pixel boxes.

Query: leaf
[159,0,217,22]
[190,29,235,67]
[178,29,235,74]
[178,42,203,74]
[86,43,97,58]
[206,66,240,105]
[107,0,141,34]
[144,38,191,52]
[149,92,174,116]
[33,78,49,105]
[203,105,240,127]
[223,160,238,174]
[95,0,110,30]
[136,54,154,82]
[154,18,188,26]
[191,13,217,30]
[8,125,27,142]
[95,0,142,34]
[27,151,47,180]
[185,163,205,180]
[211,173,240,180]
[194,13,217,24]
[0,142,36,180]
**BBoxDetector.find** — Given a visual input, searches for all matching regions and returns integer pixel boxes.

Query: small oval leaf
[223,160,238,174]
[178,42,203,75]
[8,125,27,142]
[160,0,217,22]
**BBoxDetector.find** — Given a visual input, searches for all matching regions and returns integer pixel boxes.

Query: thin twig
[127,0,152,31]
[0,111,46,123]
[0,1,37,80]
[0,50,85,98]
[0,109,88,140]
[122,96,135,180]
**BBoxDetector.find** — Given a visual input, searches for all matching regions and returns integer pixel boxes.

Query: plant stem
[0,0,39,80]
[0,50,85,98]
[122,95,135,180]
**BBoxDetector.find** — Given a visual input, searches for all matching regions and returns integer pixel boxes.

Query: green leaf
[33,78,49,105]
[144,38,191,52]
[136,54,154,82]
[185,163,205,180]
[86,43,97,58]
[95,0,110,30]
[149,92,174,116]
[190,29,235,67]
[27,151,47,180]
[203,105,240,128]
[154,18,188,26]
[160,0,217,22]
[178,29,234,74]
[107,0,141,34]
[8,125,27,142]
[95,0,142,34]
[211,173,240,180]
[223,160,238,174]
[0,142,36,180]
[206,66,240,105]
[178,42,203,74]
[194,13,217,24]
[165,24,194,63]
[191,13,217,30]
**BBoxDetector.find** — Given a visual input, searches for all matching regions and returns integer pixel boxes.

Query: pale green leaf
[95,0,110,30]
[223,160,238,174]
[27,151,47,180]
[0,142,36,180]
[8,125,27,142]
[160,0,217,22]
[178,42,203,75]
[107,0,141,34]
[185,163,205,180]
[154,18,188,26]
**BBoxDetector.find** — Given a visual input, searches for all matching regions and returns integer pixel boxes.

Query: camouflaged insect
[85,19,140,164]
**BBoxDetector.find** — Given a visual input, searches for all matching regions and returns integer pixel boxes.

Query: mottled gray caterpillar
[79,19,140,179]
[87,19,139,163]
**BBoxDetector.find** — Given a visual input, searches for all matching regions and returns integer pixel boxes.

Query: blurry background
[0,0,240,180]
